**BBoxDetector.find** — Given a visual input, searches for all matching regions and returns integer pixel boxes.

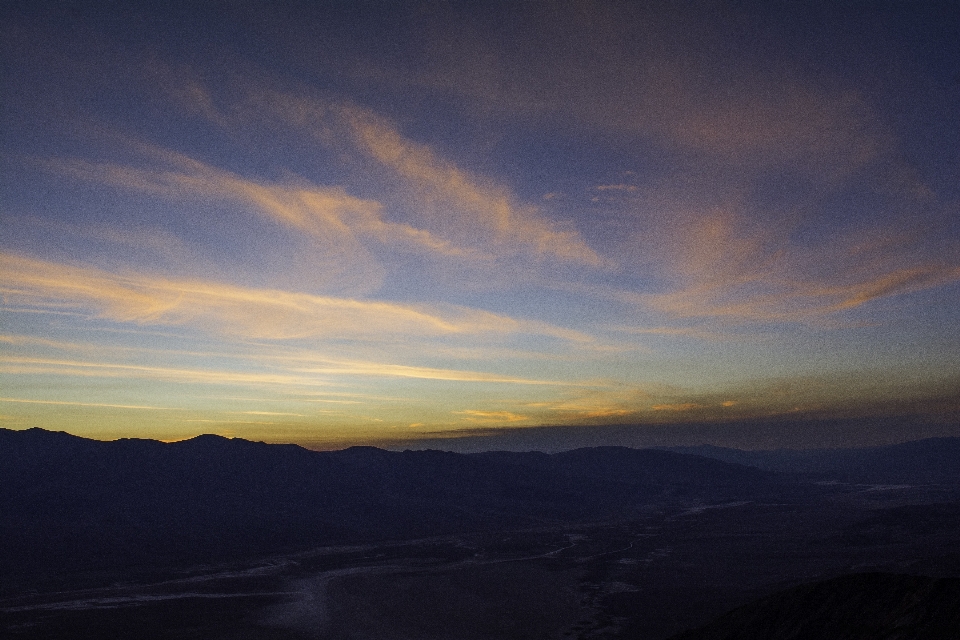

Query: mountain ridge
[0,428,781,588]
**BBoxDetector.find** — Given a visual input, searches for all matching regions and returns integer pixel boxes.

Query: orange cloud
[0,356,333,388]
[650,403,701,411]
[608,202,960,322]
[641,264,960,321]
[290,360,568,385]
[455,410,530,423]
[0,252,590,342]
[339,106,604,266]
[48,152,470,262]
[0,354,564,389]
[812,266,960,313]
[128,74,606,268]
[576,408,635,418]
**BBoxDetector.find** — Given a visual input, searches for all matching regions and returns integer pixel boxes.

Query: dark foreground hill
[667,573,960,640]
[3,428,960,640]
[0,428,780,587]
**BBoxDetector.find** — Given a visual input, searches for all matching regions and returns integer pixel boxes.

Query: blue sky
[2,1,958,448]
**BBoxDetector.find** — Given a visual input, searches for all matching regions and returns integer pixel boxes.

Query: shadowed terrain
[2,428,959,639]
[0,428,781,585]
[667,573,960,640]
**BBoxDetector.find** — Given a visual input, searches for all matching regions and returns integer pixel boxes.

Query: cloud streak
[47,151,470,261]
[149,73,605,268]
[639,256,960,322]
[0,354,565,389]
[455,410,530,423]
[606,203,960,322]
[0,397,181,411]
[0,252,589,342]
[337,105,604,266]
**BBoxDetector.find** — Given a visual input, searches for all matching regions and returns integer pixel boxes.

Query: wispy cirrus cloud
[283,2,957,325]
[328,1,892,177]
[288,362,568,385]
[0,354,567,388]
[605,201,960,322]
[0,252,590,342]
[454,410,530,423]
[0,356,333,388]
[641,264,960,322]
[0,335,94,350]
[46,150,470,261]
[336,105,605,267]
[650,402,701,412]
[152,72,605,268]
[0,397,181,411]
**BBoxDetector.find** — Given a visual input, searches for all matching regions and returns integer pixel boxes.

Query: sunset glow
[3,2,958,449]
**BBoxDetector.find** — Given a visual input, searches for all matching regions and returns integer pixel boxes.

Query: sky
[2,1,958,450]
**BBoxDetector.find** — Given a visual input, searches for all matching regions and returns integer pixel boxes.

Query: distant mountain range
[667,572,960,640]
[661,437,960,484]
[3,428,959,590]
[0,428,777,585]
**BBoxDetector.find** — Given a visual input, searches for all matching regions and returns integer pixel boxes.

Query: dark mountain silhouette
[662,437,960,484]
[666,572,960,640]
[0,428,781,586]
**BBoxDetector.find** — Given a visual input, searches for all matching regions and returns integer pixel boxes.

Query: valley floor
[4,481,960,640]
